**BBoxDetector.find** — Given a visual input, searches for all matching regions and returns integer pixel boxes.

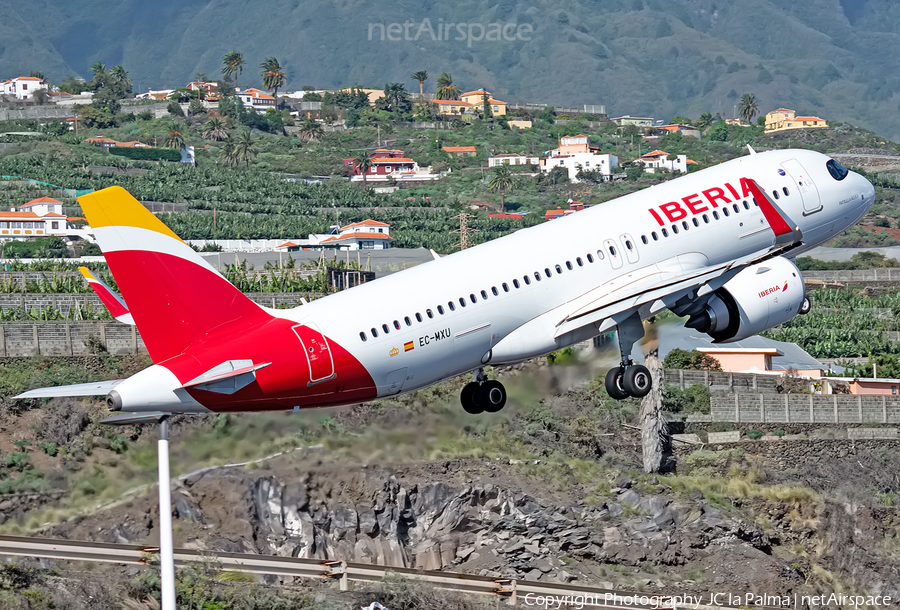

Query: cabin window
[371,327,378,337]
[722,208,730,217]
[651,232,658,241]
[524,275,531,285]
[555,264,563,274]
[416,313,423,322]
[576,257,583,266]
[713,211,720,220]
[393,320,401,330]
[641,235,648,244]
[383,324,390,333]
[470,293,477,303]
[491,287,499,296]
[513,279,520,288]
[460,297,467,307]
[772,190,779,200]
[692,218,699,227]
[662,228,669,237]
[732,203,739,213]
[435,306,442,315]
[672,225,679,234]
[681,221,688,230]
[608,245,616,256]
[626,239,633,249]
[359,332,367,342]
[448,301,455,311]
[545,268,552,277]
[587,253,594,263]
[703,214,709,223]
[783,187,789,196]
[404,316,411,326]
[566,261,573,270]
[534,272,542,281]
[744,200,750,209]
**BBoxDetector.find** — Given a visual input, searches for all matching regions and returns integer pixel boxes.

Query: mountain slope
[3,0,900,138]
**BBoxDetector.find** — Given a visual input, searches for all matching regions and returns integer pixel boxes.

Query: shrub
[662,384,711,413]
[109,434,129,454]
[39,442,58,457]
[109,147,182,162]
[5,452,31,472]
[747,429,764,440]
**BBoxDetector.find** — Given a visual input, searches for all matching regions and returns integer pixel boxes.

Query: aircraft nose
[858,173,876,212]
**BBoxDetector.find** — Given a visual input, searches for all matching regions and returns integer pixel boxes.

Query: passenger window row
[357,250,603,342]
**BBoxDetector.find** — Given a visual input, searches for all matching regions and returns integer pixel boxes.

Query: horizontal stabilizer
[183,360,271,395]
[99,412,172,426]
[14,380,123,399]
[78,267,134,325]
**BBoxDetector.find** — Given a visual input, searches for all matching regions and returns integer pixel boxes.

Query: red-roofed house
[1,76,46,100]
[636,149,695,174]
[765,108,828,133]
[658,124,701,139]
[442,146,477,157]
[187,81,219,100]
[236,88,275,111]
[430,90,507,117]
[344,149,421,181]
[317,220,393,250]
[0,197,77,241]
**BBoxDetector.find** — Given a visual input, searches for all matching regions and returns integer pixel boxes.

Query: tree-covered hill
[3,0,900,137]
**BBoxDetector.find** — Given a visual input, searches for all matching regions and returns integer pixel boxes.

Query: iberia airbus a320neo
[17,149,874,415]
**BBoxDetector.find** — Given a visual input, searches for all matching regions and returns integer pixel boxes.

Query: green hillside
[2,0,900,137]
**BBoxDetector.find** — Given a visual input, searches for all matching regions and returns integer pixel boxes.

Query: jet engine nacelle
[685,257,805,343]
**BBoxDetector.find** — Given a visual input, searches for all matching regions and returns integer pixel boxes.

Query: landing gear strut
[460,368,507,414]
[604,312,653,401]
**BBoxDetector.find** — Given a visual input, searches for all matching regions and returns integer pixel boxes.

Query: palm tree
[411,70,428,98]
[222,51,244,89]
[202,117,228,141]
[488,165,515,212]
[260,57,287,108]
[108,65,132,92]
[220,139,238,167]
[382,82,410,114]
[353,154,374,184]
[234,129,256,166]
[436,72,461,100]
[165,130,185,149]
[194,72,208,83]
[298,118,324,142]
[737,93,760,124]
[697,112,714,130]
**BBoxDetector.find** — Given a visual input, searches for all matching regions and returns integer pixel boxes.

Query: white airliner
[17,149,873,415]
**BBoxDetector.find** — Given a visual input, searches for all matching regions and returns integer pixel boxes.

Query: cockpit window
[827,159,849,181]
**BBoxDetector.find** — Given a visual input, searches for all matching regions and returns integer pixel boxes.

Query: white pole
[158,418,176,610]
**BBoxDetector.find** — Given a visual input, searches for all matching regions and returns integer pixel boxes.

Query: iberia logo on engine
[758,281,787,298]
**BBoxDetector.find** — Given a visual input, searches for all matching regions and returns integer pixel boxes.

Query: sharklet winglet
[742,178,803,245]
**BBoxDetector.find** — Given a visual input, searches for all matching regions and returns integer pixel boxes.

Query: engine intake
[685,257,805,343]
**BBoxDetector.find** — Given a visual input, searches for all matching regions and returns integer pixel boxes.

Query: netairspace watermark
[368,18,532,47]
[522,592,894,610]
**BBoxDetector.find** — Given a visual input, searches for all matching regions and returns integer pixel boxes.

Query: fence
[709,393,900,424]
[0,322,145,356]
[660,369,783,393]
[803,268,900,282]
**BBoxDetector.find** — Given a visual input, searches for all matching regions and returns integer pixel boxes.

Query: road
[0,535,785,609]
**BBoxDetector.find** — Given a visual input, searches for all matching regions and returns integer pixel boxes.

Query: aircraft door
[603,239,624,269]
[781,159,822,214]
[378,367,408,395]
[292,323,336,386]
[620,233,639,264]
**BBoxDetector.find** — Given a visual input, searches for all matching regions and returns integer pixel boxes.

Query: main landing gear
[460,368,507,414]
[604,311,653,401]
[799,294,812,315]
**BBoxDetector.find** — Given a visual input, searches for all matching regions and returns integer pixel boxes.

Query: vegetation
[662,348,722,371]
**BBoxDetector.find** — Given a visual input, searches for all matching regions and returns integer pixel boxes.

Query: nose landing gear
[460,368,508,414]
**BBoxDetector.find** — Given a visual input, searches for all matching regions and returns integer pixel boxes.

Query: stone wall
[709,393,900,424]
[0,322,145,356]
[660,369,781,393]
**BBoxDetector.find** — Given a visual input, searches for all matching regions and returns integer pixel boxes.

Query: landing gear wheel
[605,366,630,400]
[799,296,812,315]
[460,382,483,414]
[476,380,507,413]
[623,365,652,398]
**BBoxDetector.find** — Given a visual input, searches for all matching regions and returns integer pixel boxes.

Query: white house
[636,149,697,174]
[540,152,619,182]
[1,76,46,100]
[314,220,394,250]
[488,153,539,168]
[0,197,93,243]
[236,88,276,111]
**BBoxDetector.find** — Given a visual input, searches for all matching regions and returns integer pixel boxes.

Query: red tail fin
[78,186,271,362]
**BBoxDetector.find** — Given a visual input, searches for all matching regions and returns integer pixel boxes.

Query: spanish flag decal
[404,341,415,352]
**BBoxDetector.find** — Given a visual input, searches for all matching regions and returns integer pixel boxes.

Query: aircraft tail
[78,267,134,325]
[78,186,271,362]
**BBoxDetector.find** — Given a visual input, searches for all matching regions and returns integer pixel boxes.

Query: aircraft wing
[14,380,124,399]
[78,267,135,325]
